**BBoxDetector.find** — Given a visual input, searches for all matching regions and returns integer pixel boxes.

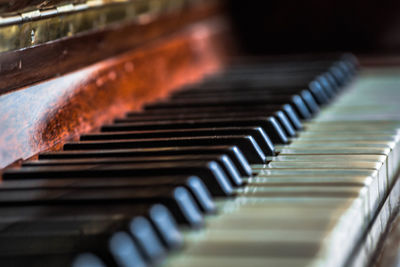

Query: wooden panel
[0,16,230,169]
[0,1,221,94]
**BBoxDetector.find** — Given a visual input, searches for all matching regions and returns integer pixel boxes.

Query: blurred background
[227,0,400,55]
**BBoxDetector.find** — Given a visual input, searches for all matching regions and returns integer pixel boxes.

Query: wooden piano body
[0,0,400,266]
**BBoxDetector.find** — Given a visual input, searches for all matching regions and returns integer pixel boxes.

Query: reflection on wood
[0,1,220,94]
[0,16,230,169]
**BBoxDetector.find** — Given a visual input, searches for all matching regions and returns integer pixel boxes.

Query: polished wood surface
[0,2,221,94]
[0,15,230,170]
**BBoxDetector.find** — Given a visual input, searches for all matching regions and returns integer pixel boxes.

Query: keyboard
[2,54,399,267]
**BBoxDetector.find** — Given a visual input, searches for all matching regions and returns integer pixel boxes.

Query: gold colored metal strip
[0,0,210,53]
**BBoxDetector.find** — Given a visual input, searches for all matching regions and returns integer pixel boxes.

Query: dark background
[227,1,400,54]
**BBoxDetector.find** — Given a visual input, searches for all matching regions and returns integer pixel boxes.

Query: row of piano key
[1,54,360,267]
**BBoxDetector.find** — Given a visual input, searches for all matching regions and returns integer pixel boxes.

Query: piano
[0,1,400,266]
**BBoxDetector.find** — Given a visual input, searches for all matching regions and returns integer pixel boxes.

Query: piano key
[217,70,335,80]
[282,140,395,174]
[174,84,320,113]
[0,253,104,267]
[166,198,365,267]
[262,165,384,211]
[0,186,204,228]
[144,96,311,120]
[101,118,288,145]
[24,154,244,187]
[318,72,338,90]
[0,55,375,267]
[303,122,400,132]
[281,104,304,130]
[173,92,318,120]
[0,215,165,265]
[0,175,216,214]
[296,134,398,142]
[329,64,348,86]
[203,76,336,105]
[108,231,148,267]
[128,216,166,263]
[39,146,253,177]
[218,63,343,74]
[278,146,391,155]
[308,80,331,105]
[116,111,296,138]
[3,161,234,197]
[162,188,360,266]
[0,204,179,265]
[298,89,320,114]
[0,203,183,251]
[315,75,336,98]
[203,74,334,89]
[226,191,368,235]
[270,154,391,181]
[0,230,146,267]
[64,136,267,164]
[189,178,366,259]
[169,91,316,118]
[81,127,275,157]
[273,110,296,136]
[163,256,317,267]
[245,175,374,187]
[73,253,107,267]
[127,104,303,131]
[267,161,383,170]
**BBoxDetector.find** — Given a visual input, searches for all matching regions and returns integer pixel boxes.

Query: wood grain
[0,1,221,95]
[0,16,231,169]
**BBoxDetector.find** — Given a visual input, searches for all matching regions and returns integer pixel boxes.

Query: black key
[73,253,106,267]
[316,75,335,99]
[64,135,267,164]
[334,61,353,83]
[82,127,275,157]
[172,84,312,98]
[280,104,303,130]
[298,89,319,114]
[1,215,165,265]
[24,155,244,187]
[191,77,324,93]
[274,110,296,136]
[308,80,331,105]
[114,110,296,137]
[1,175,216,214]
[0,203,183,250]
[171,87,319,118]
[127,104,303,131]
[144,96,311,120]
[38,146,252,177]
[329,64,347,87]
[0,185,204,227]
[0,229,146,267]
[324,72,340,92]
[95,231,145,267]
[170,88,318,114]
[101,118,288,145]
[115,112,296,139]
[73,253,107,267]
[3,161,233,197]
[0,203,180,266]
[128,216,166,263]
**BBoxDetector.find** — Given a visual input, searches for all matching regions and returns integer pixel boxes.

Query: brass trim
[0,0,208,53]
